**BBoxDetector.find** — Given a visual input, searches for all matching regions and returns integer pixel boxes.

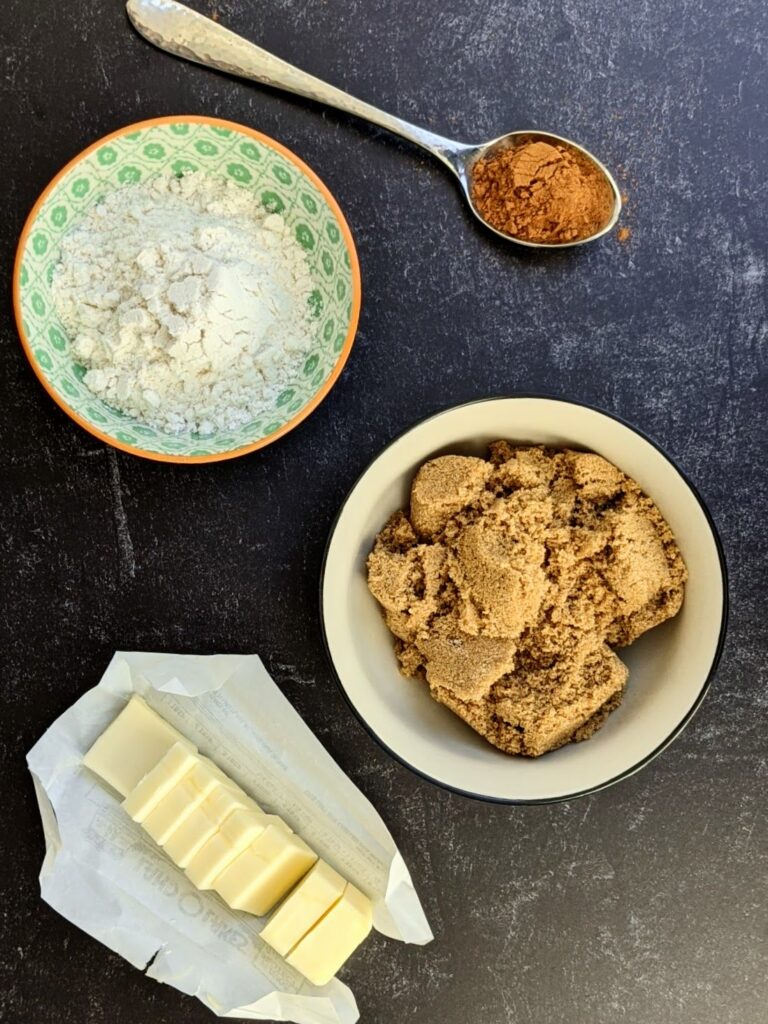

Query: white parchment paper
[26,652,433,1022]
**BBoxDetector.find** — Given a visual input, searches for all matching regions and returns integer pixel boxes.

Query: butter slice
[196,761,290,830]
[122,743,199,823]
[185,808,270,889]
[141,761,220,845]
[214,825,317,917]
[164,784,261,867]
[198,756,247,793]
[260,860,346,957]
[286,883,372,986]
[83,695,196,797]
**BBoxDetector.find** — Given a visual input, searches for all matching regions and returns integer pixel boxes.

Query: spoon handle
[126,0,472,173]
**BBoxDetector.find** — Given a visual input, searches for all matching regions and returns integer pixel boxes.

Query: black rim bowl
[319,394,729,804]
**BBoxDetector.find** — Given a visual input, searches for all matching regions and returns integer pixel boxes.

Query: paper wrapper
[27,652,432,1022]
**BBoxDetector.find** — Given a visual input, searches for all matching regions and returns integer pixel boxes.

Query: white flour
[52,172,315,434]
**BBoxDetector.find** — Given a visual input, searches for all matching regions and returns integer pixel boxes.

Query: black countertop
[2,1,766,1022]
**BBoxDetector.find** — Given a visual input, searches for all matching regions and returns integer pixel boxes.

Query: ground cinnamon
[470,139,615,244]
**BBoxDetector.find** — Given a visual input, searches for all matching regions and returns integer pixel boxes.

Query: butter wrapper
[27,652,432,1022]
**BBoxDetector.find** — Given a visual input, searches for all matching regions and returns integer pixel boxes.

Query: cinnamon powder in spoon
[470,139,614,244]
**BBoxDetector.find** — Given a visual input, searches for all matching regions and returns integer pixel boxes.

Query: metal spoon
[126,0,621,249]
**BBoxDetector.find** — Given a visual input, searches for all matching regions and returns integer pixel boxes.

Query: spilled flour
[52,172,315,434]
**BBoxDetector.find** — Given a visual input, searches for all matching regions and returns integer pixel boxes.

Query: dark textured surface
[1,0,766,1021]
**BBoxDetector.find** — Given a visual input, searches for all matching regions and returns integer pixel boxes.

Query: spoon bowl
[457,130,622,248]
[127,0,622,249]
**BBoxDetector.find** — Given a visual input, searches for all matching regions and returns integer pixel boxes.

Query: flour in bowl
[52,172,315,434]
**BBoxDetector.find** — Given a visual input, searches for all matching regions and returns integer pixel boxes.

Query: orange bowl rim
[12,114,362,464]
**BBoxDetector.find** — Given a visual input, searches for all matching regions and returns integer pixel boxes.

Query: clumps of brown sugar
[367,445,687,757]
[470,139,615,244]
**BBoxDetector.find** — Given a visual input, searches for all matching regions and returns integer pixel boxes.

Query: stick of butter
[83,695,195,797]
[185,808,271,890]
[260,860,347,958]
[81,698,374,978]
[122,743,199,823]
[285,883,373,987]
[214,825,318,917]
[141,761,221,845]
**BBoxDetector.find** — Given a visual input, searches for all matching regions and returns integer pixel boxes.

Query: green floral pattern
[16,120,358,459]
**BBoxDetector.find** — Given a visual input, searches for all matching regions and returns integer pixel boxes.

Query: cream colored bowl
[320,397,727,803]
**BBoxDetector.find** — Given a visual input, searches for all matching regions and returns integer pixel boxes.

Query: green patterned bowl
[13,116,361,462]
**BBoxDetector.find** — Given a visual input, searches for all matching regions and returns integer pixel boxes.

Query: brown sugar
[367,445,687,757]
[470,139,615,244]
